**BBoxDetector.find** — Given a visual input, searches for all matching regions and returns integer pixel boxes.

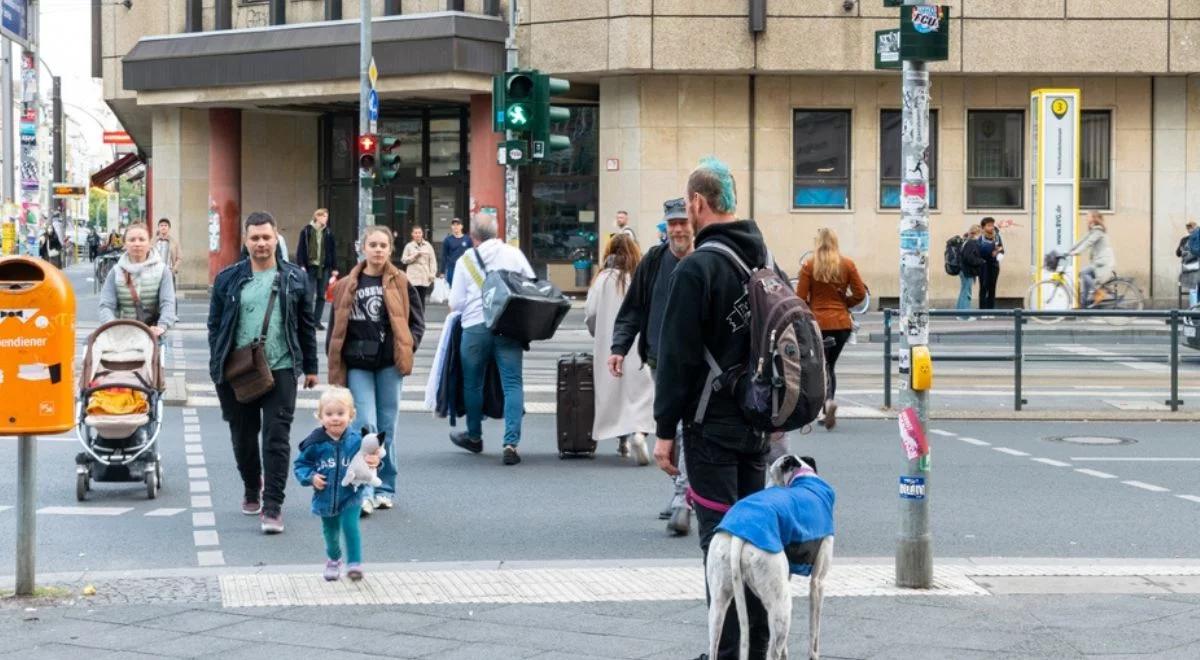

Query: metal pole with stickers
[888,0,950,589]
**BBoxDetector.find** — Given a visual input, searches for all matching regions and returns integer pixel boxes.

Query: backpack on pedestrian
[944,235,965,276]
[1189,228,1200,262]
[694,242,827,434]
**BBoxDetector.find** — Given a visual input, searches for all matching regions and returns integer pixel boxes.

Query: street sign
[368,57,378,87]
[504,139,527,165]
[102,131,133,145]
[900,5,950,62]
[875,29,901,70]
[367,89,379,121]
[1,0,29,48]
[50,184,85,198]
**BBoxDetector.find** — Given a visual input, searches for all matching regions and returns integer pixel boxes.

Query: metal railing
[882,308,1200,412]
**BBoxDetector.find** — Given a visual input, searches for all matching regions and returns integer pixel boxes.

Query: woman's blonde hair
[315,386,356,420]
[363,224,395,252]
[812,227,843,283]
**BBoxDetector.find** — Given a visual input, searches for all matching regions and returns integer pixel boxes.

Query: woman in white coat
[585,233,654,465]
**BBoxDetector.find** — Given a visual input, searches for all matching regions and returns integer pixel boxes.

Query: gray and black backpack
[694,242,827,433]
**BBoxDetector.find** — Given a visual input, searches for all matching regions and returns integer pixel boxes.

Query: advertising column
[1029,89,1081,310]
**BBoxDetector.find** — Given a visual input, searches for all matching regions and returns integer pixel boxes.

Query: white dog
[705,454,835,660]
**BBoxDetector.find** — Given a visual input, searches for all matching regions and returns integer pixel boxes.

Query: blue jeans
[348,367,402,499]
[956,273,975,311]
[461,324,524,446]
[322,505,362,564]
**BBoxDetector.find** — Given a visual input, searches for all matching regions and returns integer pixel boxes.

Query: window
[793,110,851,209]
[526,106,599,266]
[1080,110,1112,209]
[880,109,938,209]
[967,110,1024,208]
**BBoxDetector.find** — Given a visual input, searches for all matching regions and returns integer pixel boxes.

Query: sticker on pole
[899,476,926,500]
[911,6,942,34]
[898,407,930,461]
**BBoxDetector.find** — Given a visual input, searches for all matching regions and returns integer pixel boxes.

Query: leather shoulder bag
[223,273,281,403]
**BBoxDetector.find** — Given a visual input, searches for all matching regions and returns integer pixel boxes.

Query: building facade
[98,0,1200,304]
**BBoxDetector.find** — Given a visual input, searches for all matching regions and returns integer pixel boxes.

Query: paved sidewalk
[6,560,1200,658]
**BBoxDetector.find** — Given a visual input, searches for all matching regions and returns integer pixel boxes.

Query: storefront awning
[122,12,506,92]
[90,153,143,188]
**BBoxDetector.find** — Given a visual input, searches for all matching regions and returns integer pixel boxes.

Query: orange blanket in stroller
[87,388,149,416]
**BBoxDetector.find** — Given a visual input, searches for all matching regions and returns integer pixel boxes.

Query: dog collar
[788,465,817,486]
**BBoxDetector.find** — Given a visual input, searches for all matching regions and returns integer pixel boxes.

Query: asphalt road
[4,415,1200,576]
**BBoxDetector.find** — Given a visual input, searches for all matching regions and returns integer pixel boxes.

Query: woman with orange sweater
[796,228,867,430]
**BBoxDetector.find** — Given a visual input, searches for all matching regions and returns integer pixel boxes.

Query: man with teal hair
[652,156,775,658]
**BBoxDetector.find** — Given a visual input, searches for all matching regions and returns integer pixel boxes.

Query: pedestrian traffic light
[378,135,401,183]
[504,70,536,135]
[532,74,571,159]
[358,134,378,180]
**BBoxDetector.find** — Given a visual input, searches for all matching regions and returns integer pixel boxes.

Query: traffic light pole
[895,0,933,589]
[504,0,519,247]
[357,0,373,251]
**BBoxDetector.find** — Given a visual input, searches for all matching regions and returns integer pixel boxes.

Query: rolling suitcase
[556,353,597,458]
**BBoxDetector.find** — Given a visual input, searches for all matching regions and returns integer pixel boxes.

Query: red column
[208,109,242,282]
[144,160,152,225]
[468,94,505,234]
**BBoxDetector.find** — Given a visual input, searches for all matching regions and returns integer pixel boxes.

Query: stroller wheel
[75,472,89,502]
[156,462,164,488]
[146,470,159,500]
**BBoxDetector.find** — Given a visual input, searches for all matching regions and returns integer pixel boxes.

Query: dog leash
[685,486,731,514]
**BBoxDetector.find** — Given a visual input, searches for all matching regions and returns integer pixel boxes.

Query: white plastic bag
[430,276,449,305]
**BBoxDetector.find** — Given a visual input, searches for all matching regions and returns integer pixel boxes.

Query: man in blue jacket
[209,211,319,534]
[440,217,472,285]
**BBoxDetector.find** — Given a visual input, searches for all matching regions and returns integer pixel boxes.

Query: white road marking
[188,467,209,479]
[958,437,990,446]
[193,530,220,546]
[38,506,131,516]
[1177,495,1200,504]
[183,408,197,415]
[1075,468,1118,479]
[993,447,1030,457]
[197,550,225,567]
[189,480,211,494]
[192,511,216,527]
[1031,458,1072,467]
[191,495,212,508]
[183,425,201,434]
[144,508,186,517]
[929,429,956,437]
[185,444,203,454]
[0,505,11,513]
[1071,457,1200,462]
[1122,480,1170,493]
[186,454,205,466]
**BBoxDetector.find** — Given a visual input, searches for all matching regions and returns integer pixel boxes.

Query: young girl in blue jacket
[293,387,378,581]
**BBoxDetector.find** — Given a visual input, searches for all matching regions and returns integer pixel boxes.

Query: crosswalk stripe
[993,447,1030,457]
[144,508,186,517]
[1075,468,1118,479]
[1122,480,1170,493]
[38,506,132,516]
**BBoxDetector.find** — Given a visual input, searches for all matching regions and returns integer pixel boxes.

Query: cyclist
[1065,211,1115,307]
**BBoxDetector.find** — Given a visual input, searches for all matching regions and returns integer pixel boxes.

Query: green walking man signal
[493,68,572,162]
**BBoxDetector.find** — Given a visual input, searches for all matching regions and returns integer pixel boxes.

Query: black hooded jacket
[653,220,770,442]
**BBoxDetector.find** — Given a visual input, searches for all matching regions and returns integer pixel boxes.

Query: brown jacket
[326,261,415,386]
[796,256,867,331]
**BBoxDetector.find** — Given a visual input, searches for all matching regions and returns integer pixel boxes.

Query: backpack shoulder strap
[693,348,725,425]
[698,241,752,279]
[461,249,487,289]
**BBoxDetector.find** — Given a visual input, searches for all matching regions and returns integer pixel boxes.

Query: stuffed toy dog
[341,429,386,489]
[705,454,835,660]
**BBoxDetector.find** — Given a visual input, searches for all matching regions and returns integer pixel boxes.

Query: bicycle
[93,252,119,295]
[1024,252,1144,325]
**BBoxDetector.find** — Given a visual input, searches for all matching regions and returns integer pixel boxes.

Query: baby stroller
[74,320,165,500]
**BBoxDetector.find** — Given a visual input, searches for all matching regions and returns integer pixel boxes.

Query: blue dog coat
[716,476,835,576]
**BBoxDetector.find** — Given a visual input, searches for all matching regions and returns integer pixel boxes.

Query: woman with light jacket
[98,223,177,339]
[1066,211,1115,306]
[796,227,867,431]
[400,226,438,308]
[326,225,425,515]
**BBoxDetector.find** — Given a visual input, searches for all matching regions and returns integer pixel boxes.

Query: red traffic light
[358,134,378,153]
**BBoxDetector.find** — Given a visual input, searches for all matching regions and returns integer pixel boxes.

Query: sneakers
[346,563,364,581]
[323,559,341,581]
[630,433,650,466]
[450,431,484,454]
[361,497,375,517]
[658,503,673,520]
[241,497,262,516]
[822,400,838,431]
[617,437,630,458]
[667,505,691,536]
[260,509,284,534]
[503,445,521,465]
[374,495,394,510]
